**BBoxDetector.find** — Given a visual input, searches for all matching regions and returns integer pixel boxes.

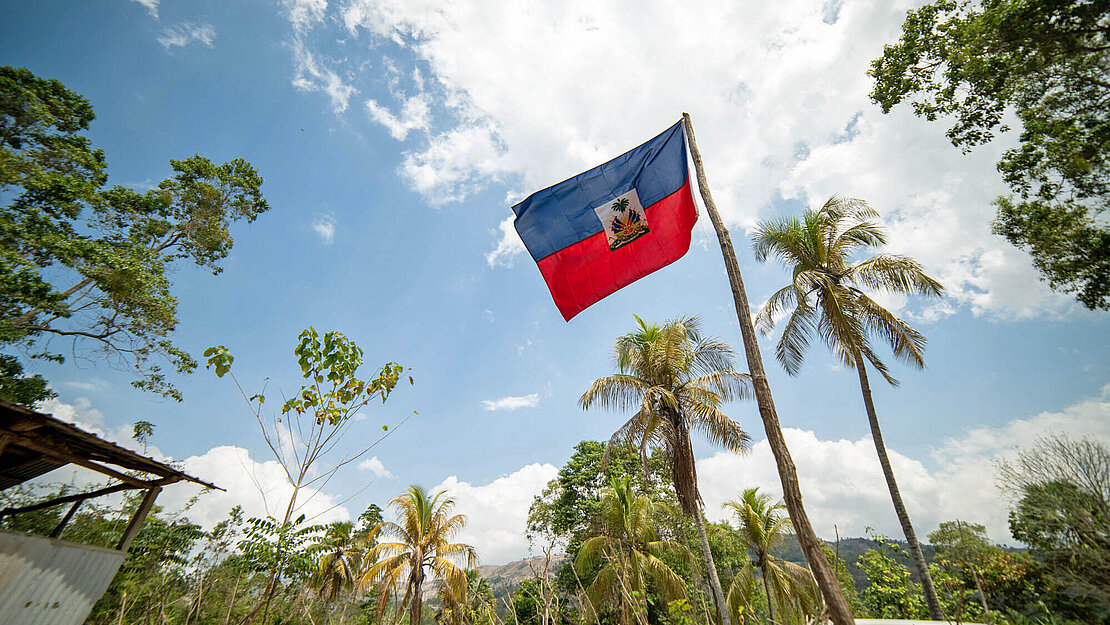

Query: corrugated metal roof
[0,530,125,625]
[0,399,219,491]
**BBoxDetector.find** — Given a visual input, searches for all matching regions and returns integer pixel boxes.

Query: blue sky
[4,0,1109,564]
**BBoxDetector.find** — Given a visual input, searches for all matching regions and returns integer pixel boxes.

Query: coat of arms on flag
[595,189,651,251]
[512,121,697,320]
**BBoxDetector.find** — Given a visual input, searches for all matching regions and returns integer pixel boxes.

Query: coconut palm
[725,489,820,625]
[580,315,752,625]
[312,520,378,624]
[359,486,478,625]
[313,522,362,603]
[575,476,691,625]
[752,196,945,619]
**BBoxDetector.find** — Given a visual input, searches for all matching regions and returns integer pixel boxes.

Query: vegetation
[4,428,1109,625]
[580,315,751,625]
[724,489,820,625]
[870,0,1110,309]
[206,327,408,625]
[360,485,479,625]
[753,196,947,619]
[0,65,271,404]
[999,434,1110,610]
[574,476,690,625]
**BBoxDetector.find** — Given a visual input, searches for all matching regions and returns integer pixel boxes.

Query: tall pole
[681,112,855,625]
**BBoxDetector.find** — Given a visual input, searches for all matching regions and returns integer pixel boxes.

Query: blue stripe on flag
[511,121,688,262]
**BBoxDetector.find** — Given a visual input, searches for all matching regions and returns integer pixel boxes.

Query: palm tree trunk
[411,574,424,625]
[693,507,731,625]
[760,562,777,625]
[682,112,854,625]
[853,357,944,620]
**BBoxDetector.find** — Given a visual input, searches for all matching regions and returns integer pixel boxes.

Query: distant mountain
[775,535,952,591]
[479,554,566,605]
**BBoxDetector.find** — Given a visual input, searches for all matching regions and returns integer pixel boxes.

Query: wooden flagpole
[681,112,855,625]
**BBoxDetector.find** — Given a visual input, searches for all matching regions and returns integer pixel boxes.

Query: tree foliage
[360,485,479,625]
[999,434,1110,610]
[527,440,679,559]
[0,65,271,402]
[206,327,407,624]
[574,476,691,625]
[752,195,947,619]
[869,0,1110,309]
[857,531,927,620]
[723,489,821,625]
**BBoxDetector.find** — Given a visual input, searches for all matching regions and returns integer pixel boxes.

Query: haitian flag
[512,121,697,321]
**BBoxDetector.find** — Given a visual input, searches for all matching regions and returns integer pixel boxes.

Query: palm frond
[684,403,751,453]
[579,374,651,412]
[754,284,799,336]
[752,215,816,269]
[775,298,819,376]
[686,370,752,402]
[853,289,929,370]
[846,254,944,297]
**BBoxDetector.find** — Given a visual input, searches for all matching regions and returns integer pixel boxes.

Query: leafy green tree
[513,578,544,625]
[580,315,752,625]
[928,520,999,621]
[527,440,679,560]
[206,327,406,624]
[0,65,271,403]
[182,505,245,625]
[724,489,821,625]
[753,197,946,619]
[574,476,691,625]
[1000,434,1110,610]
[857,531,927,620]
[89,502,205,625]
[0,354,52,404]
[360,485,478,625]
[869,0,1110,309]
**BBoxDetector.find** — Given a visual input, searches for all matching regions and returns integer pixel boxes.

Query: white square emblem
[593,188,651,251]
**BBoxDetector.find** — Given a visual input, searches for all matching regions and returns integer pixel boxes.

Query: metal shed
[0,399,220,625]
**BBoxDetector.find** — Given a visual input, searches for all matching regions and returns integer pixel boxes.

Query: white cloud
[63,378,107,392]
[358,456,396,479]
[485,214,526,267]
[158,23,217,50]
[161,445,351,529]
[131,0,159,18]
[291,39,357,113]
[366,94,431,140]
[398,121,512,206]
[33,399,349,530]
[433,463,559,564]
[312,213,337,244]
[286,0,1071,319]
[481,393,539,411]
[39,397,106,435]
[283,0,328,33]
[698,383,1110,545]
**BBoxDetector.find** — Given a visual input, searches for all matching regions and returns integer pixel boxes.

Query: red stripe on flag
[536,180,698,321]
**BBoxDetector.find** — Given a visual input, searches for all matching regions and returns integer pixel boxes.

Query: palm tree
[359,486,479,625]
[580,315,752,625]
[312,520,376,624]
[575,476,691,625]
[752,196,946,619]
[725,489,820,625]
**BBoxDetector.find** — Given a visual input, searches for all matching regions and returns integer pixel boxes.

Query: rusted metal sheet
[0,530,124,625]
